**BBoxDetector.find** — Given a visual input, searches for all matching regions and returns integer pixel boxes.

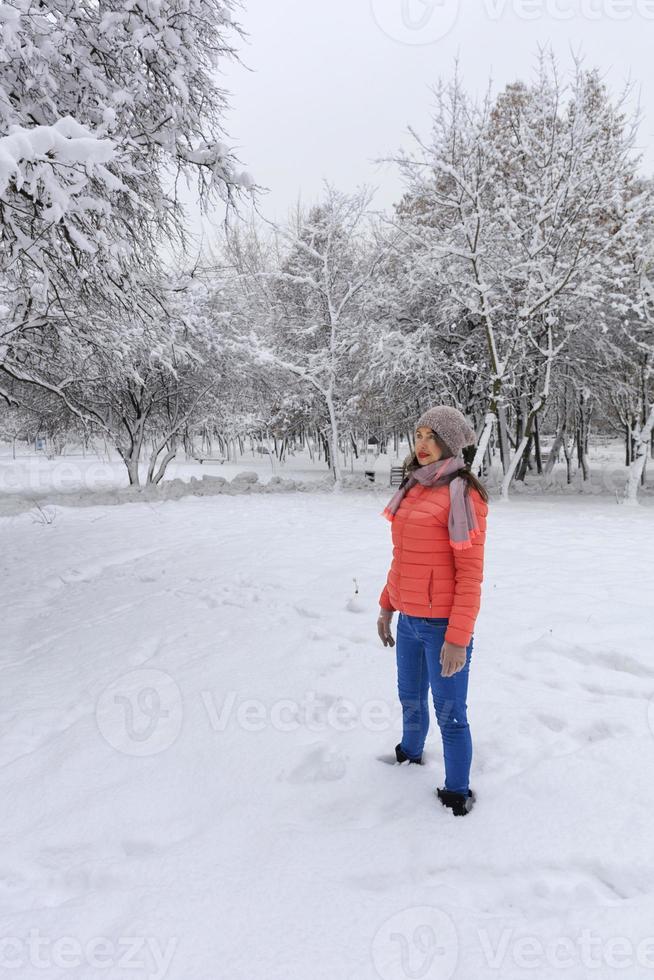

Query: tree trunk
[533,411,543,475]
[501,432,530,498]
[147,436,178,485]
[501,391,550,499]
[471,411,495,475]
[320,430,331,469]
[514,398,524,455]
[562,432,573,485]
[624,402,654,504]
[577,389,592,481]
[483,437,492,478]
[575,425,590,481]
[117,415,146,486]
[325,385,343,486]
[544,418,566,476]
[496,400,511,474]
[515,433,533,482]
[120,446,141,486]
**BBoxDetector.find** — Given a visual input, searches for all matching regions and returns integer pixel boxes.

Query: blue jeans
[395,612,474,795]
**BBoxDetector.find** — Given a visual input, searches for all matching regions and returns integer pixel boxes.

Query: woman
[376,406,489,817]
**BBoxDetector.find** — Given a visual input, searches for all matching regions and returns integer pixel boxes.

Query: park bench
[365,466,405,486]
[193,454,227,465]
[390,466,405,487]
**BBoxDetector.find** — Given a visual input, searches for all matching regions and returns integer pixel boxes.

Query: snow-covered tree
[231,183,395,486]
[381,52,646,498]
[2,271,245,484]
[0,0,254,413]
[620,246,654,502]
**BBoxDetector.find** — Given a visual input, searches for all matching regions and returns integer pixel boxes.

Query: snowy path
[2,493,654,979]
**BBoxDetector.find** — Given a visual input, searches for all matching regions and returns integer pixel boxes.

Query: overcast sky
[185,0,654,249]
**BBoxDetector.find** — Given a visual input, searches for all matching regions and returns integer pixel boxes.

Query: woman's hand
[377,608,395,647]
[440,640,466,677]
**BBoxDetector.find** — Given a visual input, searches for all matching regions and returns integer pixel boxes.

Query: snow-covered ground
[0,438,388,495]
[1,437,651,519]
[2,481,654,979]
[0,441,385,518]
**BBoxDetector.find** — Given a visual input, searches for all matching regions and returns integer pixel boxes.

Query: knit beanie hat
[416,406,476,457]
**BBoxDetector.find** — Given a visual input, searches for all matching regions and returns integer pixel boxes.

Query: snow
[2,476,654,978]
[1,437,650,518]
[0,444,350,518]
[0,118,115,198]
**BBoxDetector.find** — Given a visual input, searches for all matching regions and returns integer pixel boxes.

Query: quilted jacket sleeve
[444,489,488,648]
[378,582,395,612]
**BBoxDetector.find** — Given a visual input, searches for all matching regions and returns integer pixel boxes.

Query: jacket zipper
[428,569,433,609]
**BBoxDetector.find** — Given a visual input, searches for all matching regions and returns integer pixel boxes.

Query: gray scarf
[381,456,480,550]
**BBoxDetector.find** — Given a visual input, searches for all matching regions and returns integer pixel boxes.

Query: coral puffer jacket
[379,482,489,648]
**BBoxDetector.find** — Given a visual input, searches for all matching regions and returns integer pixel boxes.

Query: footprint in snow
[283,744,347,783]
[536,713,567,733]
[293,603,322,619]
[573,719,632,742]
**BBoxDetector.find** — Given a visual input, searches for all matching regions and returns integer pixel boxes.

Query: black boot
[395,743,424,765]
[436,786,475,816]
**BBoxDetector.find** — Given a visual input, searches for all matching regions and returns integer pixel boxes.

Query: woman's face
[415,426,443,465]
